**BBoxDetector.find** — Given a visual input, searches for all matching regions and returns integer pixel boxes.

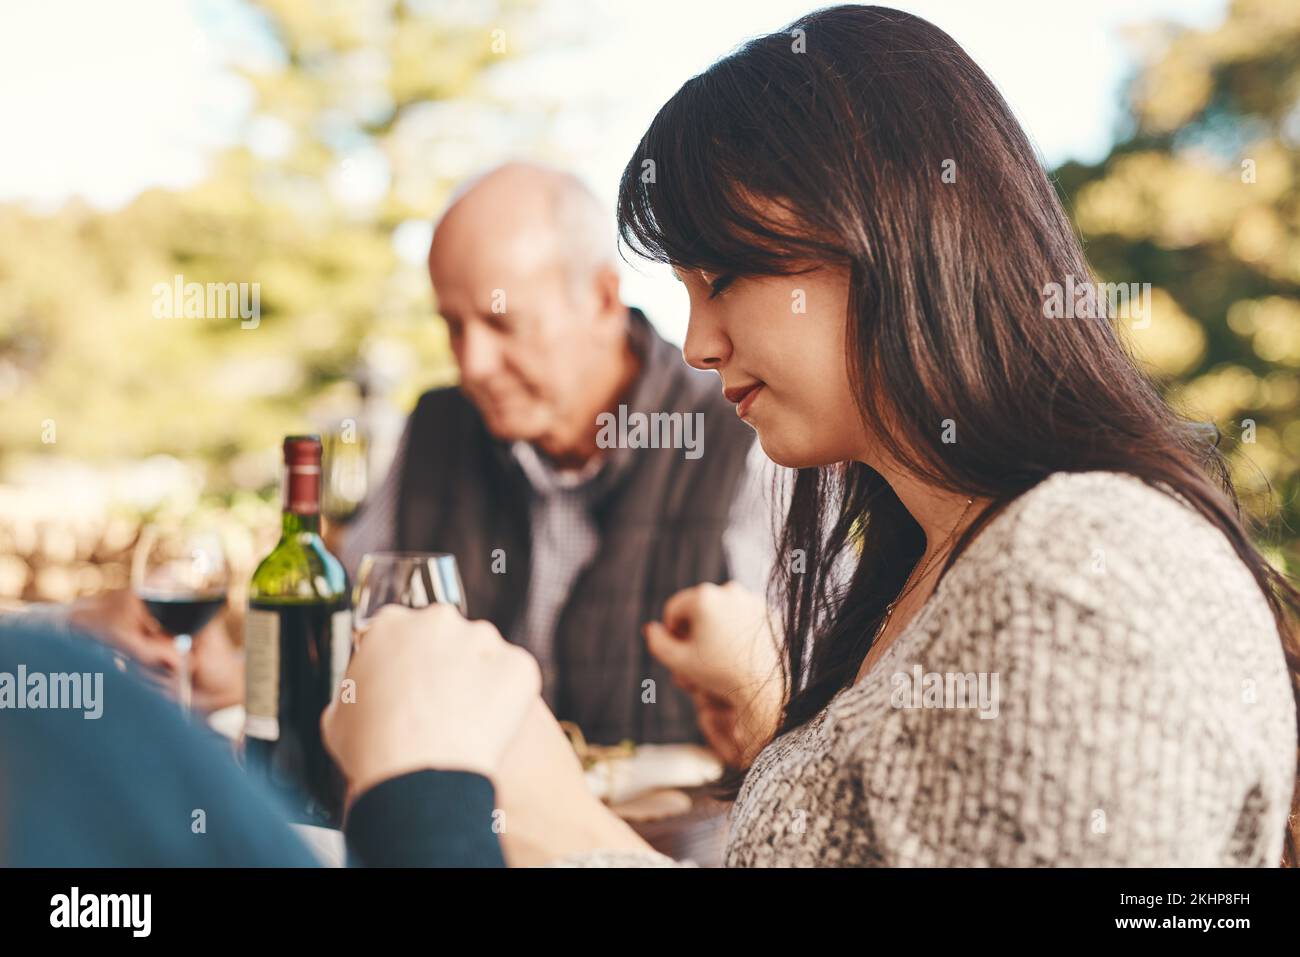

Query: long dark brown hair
[616,5,1300,863]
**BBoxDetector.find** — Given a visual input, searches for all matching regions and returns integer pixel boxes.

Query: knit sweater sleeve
[546,848,693,867]
[838,474,1296,867]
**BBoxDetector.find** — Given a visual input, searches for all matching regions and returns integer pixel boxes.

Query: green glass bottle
[243,435,351,826]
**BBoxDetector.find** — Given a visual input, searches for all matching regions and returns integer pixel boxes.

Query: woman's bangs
[616,73,825,279]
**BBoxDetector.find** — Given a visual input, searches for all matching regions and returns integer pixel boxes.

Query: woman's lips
[730,383,764,419]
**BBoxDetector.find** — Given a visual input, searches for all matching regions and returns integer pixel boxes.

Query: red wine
[243,436,351,827]
[140,592,227,637]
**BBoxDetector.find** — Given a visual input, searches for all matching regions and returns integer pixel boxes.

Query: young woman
[327,5,1300,866]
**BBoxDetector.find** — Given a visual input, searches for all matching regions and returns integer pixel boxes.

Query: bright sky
[0,0,1231,340]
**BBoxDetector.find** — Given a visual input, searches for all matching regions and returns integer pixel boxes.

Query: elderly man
[343,162,772,745]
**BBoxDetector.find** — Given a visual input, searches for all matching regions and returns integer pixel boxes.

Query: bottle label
[330,608,353,700]
[244,608,280,741]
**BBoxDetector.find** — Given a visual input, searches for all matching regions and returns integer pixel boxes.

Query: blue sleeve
[344,769,505,867]
[0,621,319,867]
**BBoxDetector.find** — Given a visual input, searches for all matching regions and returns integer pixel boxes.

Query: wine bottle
[243,435,351,826]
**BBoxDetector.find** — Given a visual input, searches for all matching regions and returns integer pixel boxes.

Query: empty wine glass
[321,423,369,523]
[352,552,466,641]
[132,522,229,712]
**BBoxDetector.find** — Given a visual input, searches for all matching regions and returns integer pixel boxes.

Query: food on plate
[560,721,724,806]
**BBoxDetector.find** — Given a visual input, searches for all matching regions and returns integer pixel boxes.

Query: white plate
[584,743,723,805]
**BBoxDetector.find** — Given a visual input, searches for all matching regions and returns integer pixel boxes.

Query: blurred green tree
[1055,0,1300,571]
[0,0,532,492]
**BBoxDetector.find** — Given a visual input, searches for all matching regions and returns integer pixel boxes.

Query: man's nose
[455,324,502,383]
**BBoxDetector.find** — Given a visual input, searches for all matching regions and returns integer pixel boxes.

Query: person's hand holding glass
[352,552,467,642]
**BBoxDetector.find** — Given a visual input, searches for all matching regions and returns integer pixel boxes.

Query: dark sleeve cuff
[343,769,505,868]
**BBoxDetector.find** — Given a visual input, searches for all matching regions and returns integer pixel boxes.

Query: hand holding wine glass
[67,587,179,675]
[321,604,541,803]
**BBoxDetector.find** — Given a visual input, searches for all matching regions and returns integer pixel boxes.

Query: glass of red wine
[132,522,230,712]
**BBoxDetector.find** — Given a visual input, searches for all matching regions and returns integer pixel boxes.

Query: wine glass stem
[175,633,193,713]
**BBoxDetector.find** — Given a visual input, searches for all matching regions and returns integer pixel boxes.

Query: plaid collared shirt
[342,426,778,706]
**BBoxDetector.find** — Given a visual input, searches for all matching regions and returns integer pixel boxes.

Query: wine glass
[132,522,230,712]
[321,423,369,524]
[352,552,467,640]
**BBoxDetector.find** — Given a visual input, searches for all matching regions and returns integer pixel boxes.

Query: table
[212,706,733,866]
[626,788,732,867]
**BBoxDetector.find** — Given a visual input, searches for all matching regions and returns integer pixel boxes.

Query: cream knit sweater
[561,471,1297,867]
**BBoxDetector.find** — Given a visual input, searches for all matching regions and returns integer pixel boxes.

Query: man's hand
[188,615,245,714]
[68,588,180,674]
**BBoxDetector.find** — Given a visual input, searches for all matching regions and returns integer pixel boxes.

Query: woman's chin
[756,431,840,471]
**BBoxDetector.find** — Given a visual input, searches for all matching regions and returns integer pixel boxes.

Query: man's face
[429,221,607,443]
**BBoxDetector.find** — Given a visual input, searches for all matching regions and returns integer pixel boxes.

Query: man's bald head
[426,162,633,455]
[432,161,616,296]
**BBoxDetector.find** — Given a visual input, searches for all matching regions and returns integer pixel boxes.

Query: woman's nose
[682,306,730,371]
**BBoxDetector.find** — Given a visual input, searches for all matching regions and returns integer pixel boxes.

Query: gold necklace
[875,496,975,642]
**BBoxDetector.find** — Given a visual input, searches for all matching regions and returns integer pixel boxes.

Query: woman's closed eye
[708,273,737,299]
